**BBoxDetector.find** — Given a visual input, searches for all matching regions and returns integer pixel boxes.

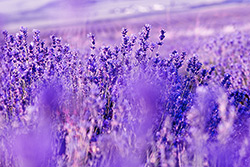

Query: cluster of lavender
[0,25,249,167]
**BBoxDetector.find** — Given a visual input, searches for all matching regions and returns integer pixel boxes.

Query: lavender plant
[0,24,249,167]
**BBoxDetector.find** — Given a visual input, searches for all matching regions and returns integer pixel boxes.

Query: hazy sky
[0,0,246,30]
[0,0,57,14]
[0,0,229,15]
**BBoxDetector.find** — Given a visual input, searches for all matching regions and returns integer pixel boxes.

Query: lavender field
[0,1,250,167]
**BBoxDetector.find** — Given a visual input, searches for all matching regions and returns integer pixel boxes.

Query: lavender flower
[0,24,249,167]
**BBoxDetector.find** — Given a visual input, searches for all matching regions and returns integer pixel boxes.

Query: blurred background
[1,0,250,52]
